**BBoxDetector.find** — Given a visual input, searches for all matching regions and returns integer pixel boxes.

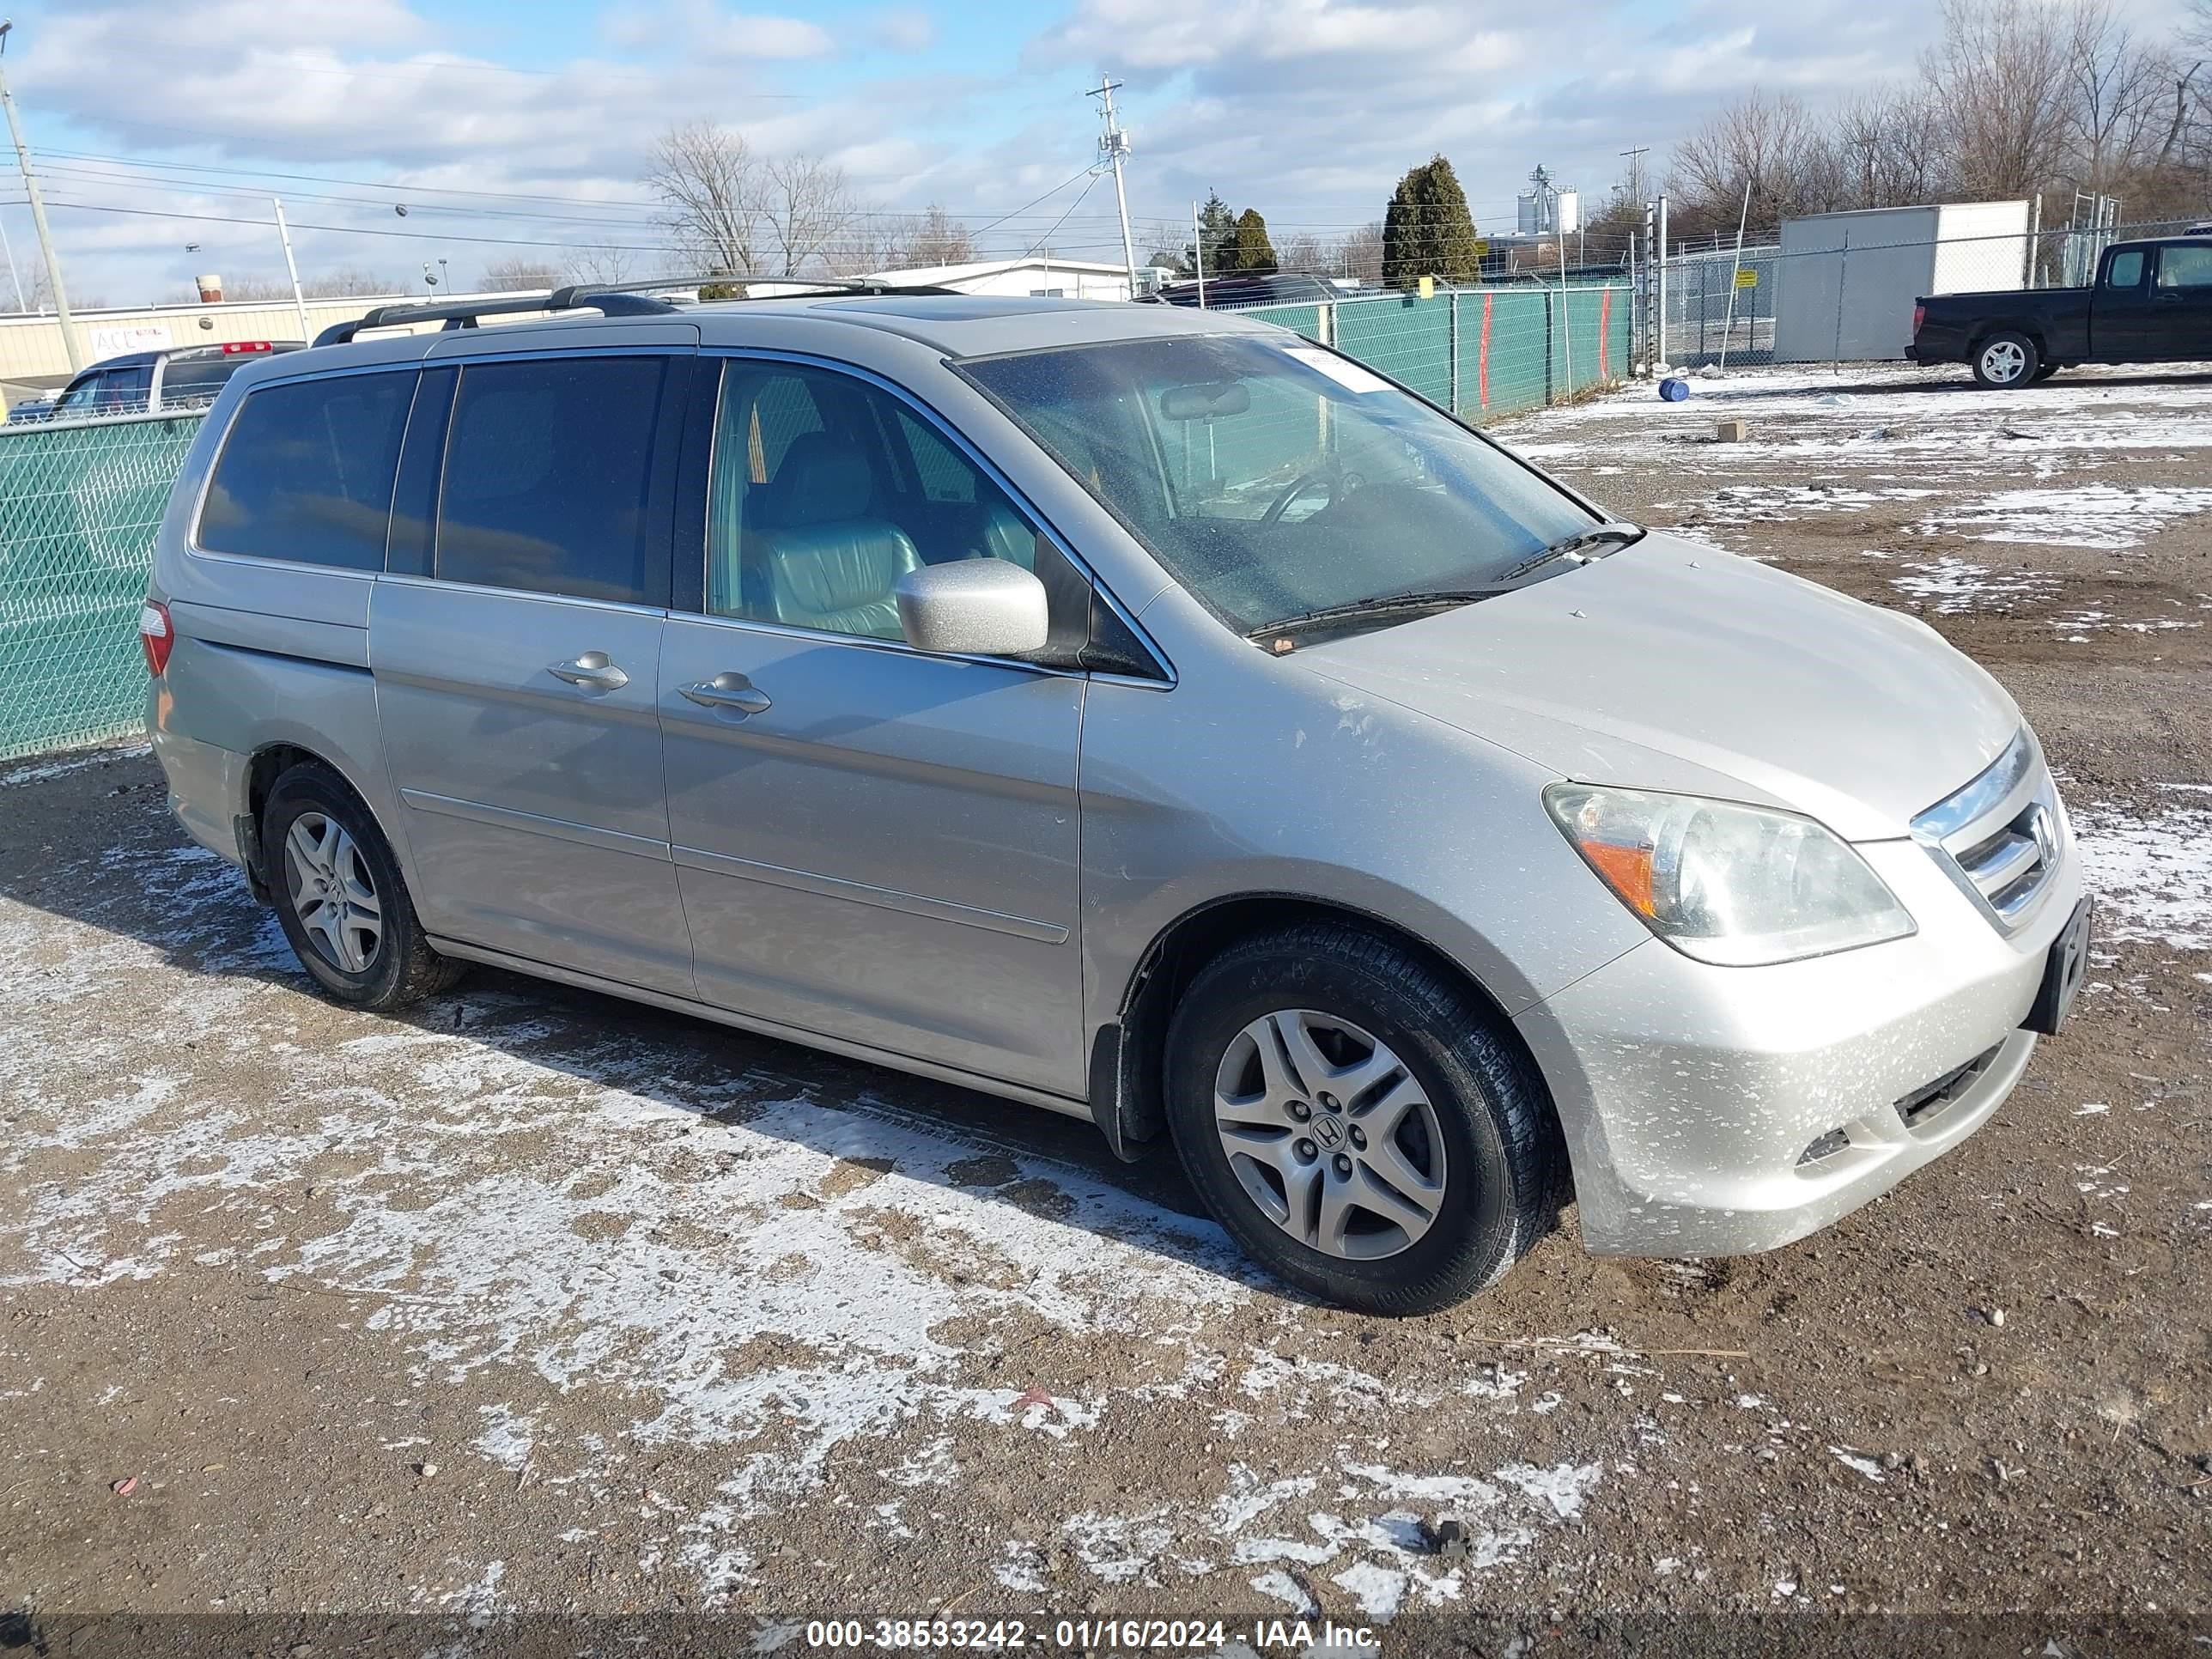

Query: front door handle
[681,672,772,715]
[547,651,629,691]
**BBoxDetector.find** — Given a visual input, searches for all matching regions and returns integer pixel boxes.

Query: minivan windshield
[959,334,1598,635]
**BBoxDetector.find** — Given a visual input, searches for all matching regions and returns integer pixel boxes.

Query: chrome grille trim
[1911,727,2063,934]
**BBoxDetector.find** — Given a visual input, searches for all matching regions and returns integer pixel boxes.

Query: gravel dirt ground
[1,362,2208,1658]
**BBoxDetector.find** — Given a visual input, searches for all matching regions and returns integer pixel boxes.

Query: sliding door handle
[547,651,629,690]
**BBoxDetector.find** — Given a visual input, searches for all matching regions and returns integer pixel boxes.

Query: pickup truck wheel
[1972,330,2039,388]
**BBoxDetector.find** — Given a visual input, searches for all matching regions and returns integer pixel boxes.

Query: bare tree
[1830,87,1946,207]
[647,120,765,276]
[300,267,401,298]
[1921,0,2076,199]
[481,257,563,292]
[900,204,975,268]
[1273,232,1326,273]
[763,152,856,278]
[2065,1,2168,190]
[1668,88,1838,237]
[853,204,976,274]
[563,244,641,286]
[1332,222,1385,283]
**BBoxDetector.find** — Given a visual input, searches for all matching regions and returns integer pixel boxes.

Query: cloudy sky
[0,0,2183,305]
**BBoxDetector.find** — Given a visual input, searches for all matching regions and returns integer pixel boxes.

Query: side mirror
[895,560,1050,657]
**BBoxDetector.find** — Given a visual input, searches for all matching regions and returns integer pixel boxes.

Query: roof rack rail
[312,277,963,348]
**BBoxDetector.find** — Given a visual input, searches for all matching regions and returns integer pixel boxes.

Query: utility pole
[0,20,79,369]
[1192,198,1206,309]
[272,197,311,344]
[1533,165,1571,398]
[1089,74,1138,296]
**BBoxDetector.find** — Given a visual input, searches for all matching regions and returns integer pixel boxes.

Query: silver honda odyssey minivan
[143,284,2092,1314]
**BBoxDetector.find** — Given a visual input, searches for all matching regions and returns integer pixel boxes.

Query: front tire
[1164,922,1560,1315]
[1972,330,2040,388]
[263,762,461,1012]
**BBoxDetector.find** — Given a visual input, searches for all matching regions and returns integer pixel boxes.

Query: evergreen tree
[1230,208,1278,274]
[1382,155,1481,289]
[1185,191,1237,274]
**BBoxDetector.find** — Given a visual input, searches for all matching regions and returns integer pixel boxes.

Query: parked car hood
[1297,538,2020,842]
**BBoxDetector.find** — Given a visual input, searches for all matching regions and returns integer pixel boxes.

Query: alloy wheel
[1212,1009,1449,1261]
[283,812,383,975]
[1979,339,2027,384]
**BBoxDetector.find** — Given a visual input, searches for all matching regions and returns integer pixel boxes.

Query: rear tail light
[221,341,273,355]
[139,600,173,676]
[1912,304,1926,335]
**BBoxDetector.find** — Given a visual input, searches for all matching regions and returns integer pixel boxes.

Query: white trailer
[1772,201,2031,363]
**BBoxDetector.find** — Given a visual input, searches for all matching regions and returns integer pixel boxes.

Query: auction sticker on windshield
[1281,344,1391,393]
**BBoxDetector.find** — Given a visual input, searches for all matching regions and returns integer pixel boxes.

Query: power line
[1022,170,1105,257]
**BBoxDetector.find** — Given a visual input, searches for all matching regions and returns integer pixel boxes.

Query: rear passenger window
[2105,250,2145,289]
[198,372,413,569]
[2156,245,2212,289]
[435,356,669,605]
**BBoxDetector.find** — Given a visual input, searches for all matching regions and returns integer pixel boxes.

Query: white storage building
[861,256,1133,301]
[1771,201,2031,363]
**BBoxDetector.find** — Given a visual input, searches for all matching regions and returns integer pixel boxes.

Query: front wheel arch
[1097,894,1566,1191]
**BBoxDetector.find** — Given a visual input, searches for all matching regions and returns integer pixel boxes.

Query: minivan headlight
[1544,785,1915,966]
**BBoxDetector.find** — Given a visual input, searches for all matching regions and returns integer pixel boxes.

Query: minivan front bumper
[1512,830,2082,1257]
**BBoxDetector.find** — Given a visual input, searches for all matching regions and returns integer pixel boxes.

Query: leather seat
[974,500,1037,570]
[759,437,920,639]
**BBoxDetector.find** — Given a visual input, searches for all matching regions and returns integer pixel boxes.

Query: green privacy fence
[0,411,204,762]
[1243,283,1633,423]
[0,288,1634,764]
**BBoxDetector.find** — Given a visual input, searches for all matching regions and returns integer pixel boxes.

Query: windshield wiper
[1251,588,1500,641]
[1496,520,1646,584]
[1253,521,1648,642]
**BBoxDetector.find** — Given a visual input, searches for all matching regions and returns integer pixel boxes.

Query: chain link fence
[1651,214,2205,369]
[0,289,1632,764]
[1242,283,1633,422]
[0,411,204,762]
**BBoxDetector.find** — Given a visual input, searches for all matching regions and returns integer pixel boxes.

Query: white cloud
[605,2,837,60]
[871,7,939,52]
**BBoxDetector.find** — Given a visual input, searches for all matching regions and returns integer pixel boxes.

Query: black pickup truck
[1909,235,2212,387]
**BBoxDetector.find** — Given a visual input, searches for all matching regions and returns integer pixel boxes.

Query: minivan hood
[1299,538,2019,842]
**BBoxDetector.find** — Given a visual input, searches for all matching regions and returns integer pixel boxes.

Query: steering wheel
[1262,469,1336,525]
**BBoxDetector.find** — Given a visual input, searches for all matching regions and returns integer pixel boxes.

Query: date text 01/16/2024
[803,1617,1382,1651]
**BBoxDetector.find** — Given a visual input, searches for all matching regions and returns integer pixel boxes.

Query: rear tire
[1972,330,2040,388]
[262,762,461,1012]
[1163,922,1560,1315]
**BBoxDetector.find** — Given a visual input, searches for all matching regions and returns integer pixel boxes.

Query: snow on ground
[0,830,1613,1615]
[1915,483,2212,550]
[2074,796,2212,951]
[1887,557,2060,615]
[1510,361,2212,481]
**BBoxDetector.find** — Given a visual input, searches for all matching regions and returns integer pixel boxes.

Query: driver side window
[705,362,1054,643]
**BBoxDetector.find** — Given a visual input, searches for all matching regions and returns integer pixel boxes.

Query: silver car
[142,288,2092,1314]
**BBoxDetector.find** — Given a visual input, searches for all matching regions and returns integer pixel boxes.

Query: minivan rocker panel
[143,293,2087,1315]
